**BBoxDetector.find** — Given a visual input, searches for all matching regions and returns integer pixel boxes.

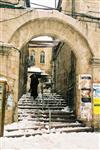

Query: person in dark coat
[30,73,39,100]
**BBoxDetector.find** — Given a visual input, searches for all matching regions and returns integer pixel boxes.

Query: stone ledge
[0,42,20,53]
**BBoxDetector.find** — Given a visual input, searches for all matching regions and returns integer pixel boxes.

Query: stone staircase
[4,92,93,137]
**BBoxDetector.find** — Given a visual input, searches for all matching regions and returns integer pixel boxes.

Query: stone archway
[2,9,93,121]
[7,11,93,73]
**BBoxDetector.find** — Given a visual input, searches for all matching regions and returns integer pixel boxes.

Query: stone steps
[4,92,93,138]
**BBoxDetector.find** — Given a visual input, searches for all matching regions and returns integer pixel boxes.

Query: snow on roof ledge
[28,66,42,73]
[0,76,7,82]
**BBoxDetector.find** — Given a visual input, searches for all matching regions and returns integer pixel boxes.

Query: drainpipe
[55,0,56,8]
[72,0,76,18]
[25,0,30,7]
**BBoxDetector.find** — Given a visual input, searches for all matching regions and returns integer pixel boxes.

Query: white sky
[30,0,58,8]
[32,36,53,41]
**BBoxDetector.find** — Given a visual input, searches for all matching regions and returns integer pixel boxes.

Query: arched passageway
[8,10,93,73]
[2,9,93,121]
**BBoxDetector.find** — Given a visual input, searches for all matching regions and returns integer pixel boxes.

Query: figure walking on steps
[30,73,39,100]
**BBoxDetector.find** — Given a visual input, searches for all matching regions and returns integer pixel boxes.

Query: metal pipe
[55,0,56,8]
[26,0,30,7]
[72,0,76,18]
[49,110,51,131]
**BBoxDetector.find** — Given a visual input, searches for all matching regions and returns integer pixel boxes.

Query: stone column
[91,57,100,130]
[0,43,20,123]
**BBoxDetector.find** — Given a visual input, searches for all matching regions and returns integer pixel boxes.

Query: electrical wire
[30,2,55,9]
[0,2,99,23]
[0,2,57,22]
[64,10,100,20]
[0,8,34,22]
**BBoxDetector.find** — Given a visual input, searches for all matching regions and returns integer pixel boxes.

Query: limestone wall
[53,43,76,109]
[0,43,28,124]
[29,47,52,75]
[61,0,100,16]
[18,44,29,98]
[0,6,99,128]
[0,45,20,123]
[61,0,100,58]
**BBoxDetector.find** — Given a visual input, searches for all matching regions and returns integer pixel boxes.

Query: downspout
[57,0,62,11]
[72,0,76,18]
[25,0,30,7]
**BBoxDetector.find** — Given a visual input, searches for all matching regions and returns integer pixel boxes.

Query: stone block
[5,108,13,124]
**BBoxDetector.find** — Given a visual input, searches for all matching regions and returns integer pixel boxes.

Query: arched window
[30,50,35,65]
[40,51,45,64]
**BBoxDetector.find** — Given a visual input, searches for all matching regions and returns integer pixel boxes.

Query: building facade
[27,46,52,91]
[28,47,52,75]
[52,42,76,111]
[55,0,100,128]
[0,0,100,129]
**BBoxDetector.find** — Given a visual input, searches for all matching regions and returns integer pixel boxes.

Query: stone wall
[29,47,52,75]
[0,44,20,123]
[27,47,52,92]
[0,43,28,124]
[61,0,100,16]
[53,42,76,110]
[61,0,100,57]
[18,44,29,98]
[61,0,100,129]
[0,4,99,128]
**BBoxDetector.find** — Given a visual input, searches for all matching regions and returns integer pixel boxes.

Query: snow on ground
[0,132,100,150]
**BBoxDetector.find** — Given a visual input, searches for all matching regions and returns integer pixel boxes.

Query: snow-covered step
[18,113,75,118]
[20,97,65,101]
[18,104,67,107]
[19,110,73,114]
[18,118,76,123]
[5,122,84,132]
[49,122,85,128]
[18,115,76,123]
[18,106,66,110]
[4,126,92,138]
[57,126,93,133]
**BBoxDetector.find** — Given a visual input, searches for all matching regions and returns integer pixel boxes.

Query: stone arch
[8,10,93,74]
[5,10,94,120]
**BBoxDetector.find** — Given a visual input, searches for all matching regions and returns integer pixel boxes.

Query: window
[30,50,35,65]
[40,51,45,64]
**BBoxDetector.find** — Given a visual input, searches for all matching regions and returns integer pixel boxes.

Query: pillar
[91,57,100,130]
[0,43,20,124]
